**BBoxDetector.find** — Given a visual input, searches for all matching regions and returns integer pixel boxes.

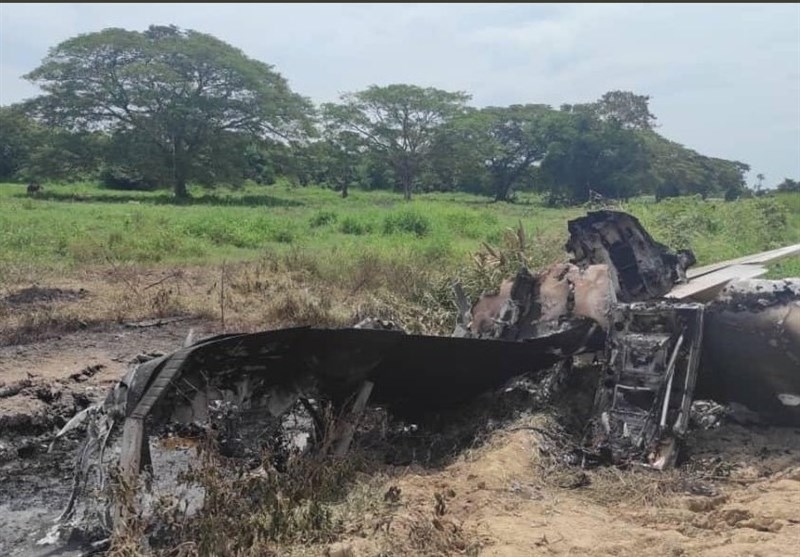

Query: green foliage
[441,105,554,202]
[323,84,471,199]
[0,106,38,181]
[3,183,795,284]
[24,25,313,197]
[382,209,432,237]
[539,111,648,203]
[776,178,800,193]
[339,216,374,235]
[638,131,749,201]
[629,194,796,265]
[564,90,657,131]
[99,164,159,191]
[309,210,338,228]
[10,19,784,203]
[14,22,773,204]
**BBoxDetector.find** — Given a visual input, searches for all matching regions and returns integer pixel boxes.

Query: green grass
[1,181,798,280]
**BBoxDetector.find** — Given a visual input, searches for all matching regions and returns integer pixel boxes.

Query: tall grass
[1,182,797,281]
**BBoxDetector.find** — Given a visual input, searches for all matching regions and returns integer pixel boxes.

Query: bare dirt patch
[315,423,800,557]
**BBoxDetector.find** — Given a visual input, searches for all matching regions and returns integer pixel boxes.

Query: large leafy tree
[323,84,470,200]
[540,111,648,203]
[562,90,657,131]
[24,25,314,197]
[310,130,363,198]
[0,105,39,181]
[592,90,657,130]
[466,104,555,201]
[0,104,104,182]
[638,132,749,200]
[776,178,800,193]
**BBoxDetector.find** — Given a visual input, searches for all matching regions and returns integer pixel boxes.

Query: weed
[309,210,338,228]
[382,209,431,237]
[339,216,374,236]
[273,229,294,244]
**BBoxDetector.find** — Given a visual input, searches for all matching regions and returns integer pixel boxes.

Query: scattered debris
[457,264,615,339]
[122,316,192,329]
[690,400,729,430]
[69,364,105,383]
[0,379,33,399]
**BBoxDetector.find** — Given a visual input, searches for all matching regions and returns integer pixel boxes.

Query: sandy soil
[337,424,800,557]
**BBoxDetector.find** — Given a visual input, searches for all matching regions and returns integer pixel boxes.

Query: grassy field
[1,181,798,340]
[2,181,798,272]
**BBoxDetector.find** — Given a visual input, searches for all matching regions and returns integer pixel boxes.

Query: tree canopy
[322,84,470,200]
[4,25,776,204]
[24,25,313,197]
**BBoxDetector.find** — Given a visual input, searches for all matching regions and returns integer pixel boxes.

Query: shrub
[273,229,294,244]
[309,210,338,228]
[99,164,159,191]
[383,209,431,237]
[339,217,374,236]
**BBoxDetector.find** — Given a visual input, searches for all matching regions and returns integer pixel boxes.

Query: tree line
[0,24,784,203]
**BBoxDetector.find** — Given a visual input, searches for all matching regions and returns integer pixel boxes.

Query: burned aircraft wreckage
[53,210,800,534]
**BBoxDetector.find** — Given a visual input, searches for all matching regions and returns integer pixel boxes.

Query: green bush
[99,164,159,191]
[383,209,431,237]
[273,229,294,244]
[339,216,374,235]
[309,210,338,228]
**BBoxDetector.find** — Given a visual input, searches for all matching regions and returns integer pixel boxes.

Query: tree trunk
[172,137,190,199]
[397,158,413,201]
[403,180,412,201]
[493,177,512,202]
[341,182,349,198]
[401,168,413,200]
[174,177,188,199]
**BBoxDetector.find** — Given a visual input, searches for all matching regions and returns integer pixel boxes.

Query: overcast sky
[1,3,798,184]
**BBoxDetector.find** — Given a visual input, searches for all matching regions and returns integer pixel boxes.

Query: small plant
[339,216,374,236]
[382,209,431,237]
[272,229,294,244]
[309,210,338,228]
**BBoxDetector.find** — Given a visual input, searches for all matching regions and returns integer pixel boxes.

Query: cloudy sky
[1,3,798,184]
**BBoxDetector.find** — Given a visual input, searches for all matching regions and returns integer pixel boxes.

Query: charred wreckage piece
[52,210,799,534]
[585,301,704,470]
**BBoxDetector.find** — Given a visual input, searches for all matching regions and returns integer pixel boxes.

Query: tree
[323,84,470,200]
[562,91,657,131]
[0,104,105,183]
[755,173,766,192]
[445,105,555,201]
[775,178,800,193]
[0,105,39,181]
[24,25,314,198]
[540,111,648,203]
[423,110,490,195]
[593,91,657,130]
[636,131,749,201]
[315,131,363,198]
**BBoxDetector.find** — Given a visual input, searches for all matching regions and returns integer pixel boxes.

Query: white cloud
[1,2,798,182]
